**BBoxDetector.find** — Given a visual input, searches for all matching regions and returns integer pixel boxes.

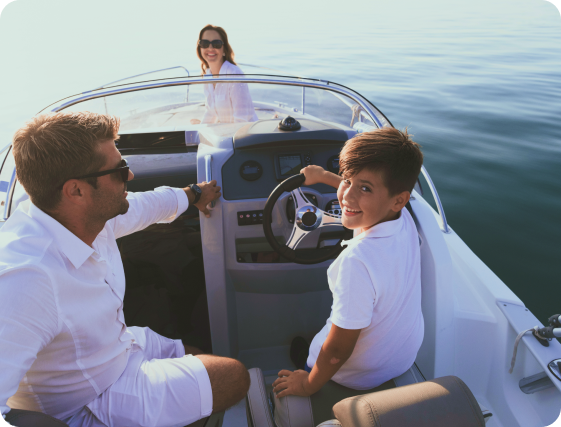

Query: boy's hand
[300,165,343,189]
[300,165,327,186]
[272,370,313,398]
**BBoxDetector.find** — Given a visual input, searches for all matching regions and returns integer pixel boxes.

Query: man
[0,112,250,427]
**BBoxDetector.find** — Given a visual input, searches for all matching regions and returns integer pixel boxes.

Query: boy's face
[337,168,410,231]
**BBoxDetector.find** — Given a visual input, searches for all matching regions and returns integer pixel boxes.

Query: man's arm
[110,180,221,239]
[272,325,361,397]
[300,165,343,189]
[0,269,58,417]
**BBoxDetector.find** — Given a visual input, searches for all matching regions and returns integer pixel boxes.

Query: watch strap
[189,184,202,204]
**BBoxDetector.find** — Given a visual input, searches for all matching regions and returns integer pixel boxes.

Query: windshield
[61,79,378,134]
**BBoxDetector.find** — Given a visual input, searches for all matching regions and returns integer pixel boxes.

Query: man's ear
[392,191,411,212]
[61,179,88,206]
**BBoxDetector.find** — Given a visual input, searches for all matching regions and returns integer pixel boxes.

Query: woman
[191,25,258,124]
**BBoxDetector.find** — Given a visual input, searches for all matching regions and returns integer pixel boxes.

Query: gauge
[327,155,340,175]
[240,160,263,181]
[326,199,342,215]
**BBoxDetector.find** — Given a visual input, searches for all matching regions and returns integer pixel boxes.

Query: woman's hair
[196,24,236,75]
[339,127,423,196]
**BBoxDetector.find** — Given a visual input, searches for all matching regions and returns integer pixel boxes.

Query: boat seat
[245,365,422,427]
[327,375,485,427]
[3,409,69,427]
[246,368,487,427]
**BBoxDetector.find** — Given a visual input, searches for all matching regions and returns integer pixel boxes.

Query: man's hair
[12,111,120,212]
[339,127,423,196]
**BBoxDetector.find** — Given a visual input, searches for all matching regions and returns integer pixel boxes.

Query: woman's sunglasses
[74,158,130,183]
[198,39,224,49]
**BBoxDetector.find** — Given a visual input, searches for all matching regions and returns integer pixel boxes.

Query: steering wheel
[263,174,349,265]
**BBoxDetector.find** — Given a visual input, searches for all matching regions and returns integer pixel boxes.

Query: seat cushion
[332,375,485,427]
[4,409,69,427]
[246,368,275,427]
[310,378,394,425]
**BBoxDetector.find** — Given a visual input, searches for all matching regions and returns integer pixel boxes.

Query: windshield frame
[38,74,392,129]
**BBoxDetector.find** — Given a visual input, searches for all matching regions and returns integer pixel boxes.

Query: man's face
[87,139,134,222]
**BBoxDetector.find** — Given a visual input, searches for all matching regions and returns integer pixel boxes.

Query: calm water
[0,0,560,320]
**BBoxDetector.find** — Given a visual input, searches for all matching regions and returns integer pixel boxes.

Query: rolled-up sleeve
[109,186,189,239]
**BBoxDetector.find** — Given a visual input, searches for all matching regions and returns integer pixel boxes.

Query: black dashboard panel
[116,131,198,151]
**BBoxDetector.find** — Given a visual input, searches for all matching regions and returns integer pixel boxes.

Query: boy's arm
[272,325,361,397]
[300,165,342,189]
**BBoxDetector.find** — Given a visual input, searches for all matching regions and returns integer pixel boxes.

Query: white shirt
[201,60,258,124]
[307,208,424,390]
[0,187,189,420]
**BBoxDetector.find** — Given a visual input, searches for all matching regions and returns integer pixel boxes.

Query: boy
[272,128,424,419]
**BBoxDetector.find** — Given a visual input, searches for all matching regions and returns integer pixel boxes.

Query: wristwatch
[189,184,202,204]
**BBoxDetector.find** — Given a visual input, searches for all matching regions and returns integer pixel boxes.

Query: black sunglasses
[198,39,224,49]
[74,158,130,183]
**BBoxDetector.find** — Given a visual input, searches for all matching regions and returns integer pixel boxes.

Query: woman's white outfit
[201,60,258,124]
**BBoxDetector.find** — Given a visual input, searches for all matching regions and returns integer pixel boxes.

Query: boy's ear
[391,191,411,212]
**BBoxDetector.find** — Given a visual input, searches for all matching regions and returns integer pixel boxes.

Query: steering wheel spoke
[263,173,346,265]
[319,210,342,228]
[290,188,314,211]
[286,224,310,250]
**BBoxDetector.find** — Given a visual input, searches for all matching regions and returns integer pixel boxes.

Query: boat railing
[48,76,385,123]
[420,165,450,234]
[90,66,191,90]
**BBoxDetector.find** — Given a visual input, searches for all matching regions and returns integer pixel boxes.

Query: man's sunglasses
[73,159,130,183]
[198,39,224,49]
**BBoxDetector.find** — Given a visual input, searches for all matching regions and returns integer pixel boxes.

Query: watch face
[192,184,202,194]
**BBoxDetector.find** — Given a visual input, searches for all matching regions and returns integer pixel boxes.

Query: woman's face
[200,29,225,67]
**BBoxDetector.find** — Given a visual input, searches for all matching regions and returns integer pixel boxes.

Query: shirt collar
[205,60,231,76]
[28,203,95,269]
[341,210,404,247]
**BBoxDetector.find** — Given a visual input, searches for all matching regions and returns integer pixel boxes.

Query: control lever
[204,154,215,208]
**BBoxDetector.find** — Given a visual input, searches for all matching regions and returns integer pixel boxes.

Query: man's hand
[185,180,221,218]
[272,369,314,398]
[300,165,342,189]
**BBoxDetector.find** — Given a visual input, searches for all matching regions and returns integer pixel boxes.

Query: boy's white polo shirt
[307,208,424,390]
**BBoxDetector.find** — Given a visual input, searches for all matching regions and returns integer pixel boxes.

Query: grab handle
[205,155,215,208]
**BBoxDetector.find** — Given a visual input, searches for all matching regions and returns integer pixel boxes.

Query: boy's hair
[12,111,120,212]
[339,127,423,196]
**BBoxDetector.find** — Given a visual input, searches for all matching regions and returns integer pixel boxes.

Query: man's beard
[90,184,129,223]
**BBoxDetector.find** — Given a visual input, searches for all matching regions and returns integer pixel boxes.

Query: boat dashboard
[123,118,356,218]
